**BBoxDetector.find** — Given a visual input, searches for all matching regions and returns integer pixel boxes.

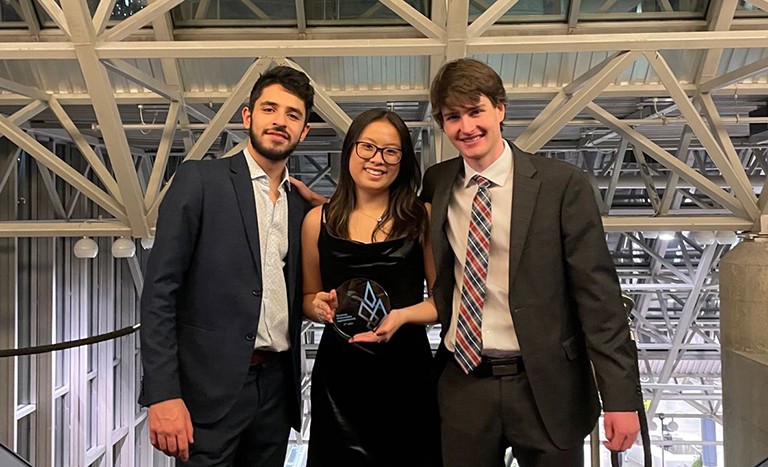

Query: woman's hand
[349,309,404,343]
[312,290,338,323]
[290,176,328,207]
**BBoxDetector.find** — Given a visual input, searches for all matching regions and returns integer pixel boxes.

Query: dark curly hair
[249,66,315,124]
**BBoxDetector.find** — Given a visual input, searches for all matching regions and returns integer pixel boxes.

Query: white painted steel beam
[8,101,48,126]
[35,0,70,37]
[0,77,49,101]
[62,0,149,237]
[0,114,126,220]
[147,58,272,223]
[181,58,270,163]
[5,29,768,60]
[238,0,270,20]
[695,0,738,84]
[92,0,117,36]
[102,59,182,102]
[591,102,678,146]
[444,0,468,60]
[646,244,720,419]
[659,128,694,215]
[466,0,520,38]
[585,103,747,217]
[0,220,132,237]
[101,0,185,42]
[17,0,41,38]
[0,148,19,196]
[295,0,306,33]
[93,39,445,59]
[378,0,445,40]
[6,82,768,106]
[0,43,76,59]
[624,233,692,284]
[48,98,123,204]
[699,93,760,202]
[34,161,67,219]
[150,10,194,152]
[744,0,768,14]
[144,101,179,209]
[517,51,638,153]
[645,51,759,219]
[699,54,768,93]
[194,0,210,19]
[126,255,143,296]
[466,30,768,54]
[562,51,627,96]
[603,139,628,210]
[274,58,351,135]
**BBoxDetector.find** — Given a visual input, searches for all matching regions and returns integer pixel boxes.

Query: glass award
[332,278,391,352]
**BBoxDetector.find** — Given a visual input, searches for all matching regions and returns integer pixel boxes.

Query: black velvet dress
[306,222,441,467]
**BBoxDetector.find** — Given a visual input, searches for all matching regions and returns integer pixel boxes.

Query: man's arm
[140,162,203,405]
[140,163,204,460]
[560,169,641,407]
[559,169,642,449]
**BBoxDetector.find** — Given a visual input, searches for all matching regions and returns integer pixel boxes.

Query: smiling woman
[300,109,441,467]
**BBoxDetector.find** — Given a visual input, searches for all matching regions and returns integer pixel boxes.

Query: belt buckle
[491,362,520,376]
[489,357,522,377]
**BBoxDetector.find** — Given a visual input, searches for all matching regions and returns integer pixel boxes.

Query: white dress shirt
[444,140,521,356]
[243,150,291,352]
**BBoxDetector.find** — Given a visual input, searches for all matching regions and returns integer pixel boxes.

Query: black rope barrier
[0,324,140,358]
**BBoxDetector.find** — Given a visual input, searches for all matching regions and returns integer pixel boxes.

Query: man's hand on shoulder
[603,411,640,452]
[149,398,194,461]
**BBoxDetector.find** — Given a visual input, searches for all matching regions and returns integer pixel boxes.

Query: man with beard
[139,66,315,467]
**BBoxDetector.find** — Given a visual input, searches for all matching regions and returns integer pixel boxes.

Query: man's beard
[249,125,300,162]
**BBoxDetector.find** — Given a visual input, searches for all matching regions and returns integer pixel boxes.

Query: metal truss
[3,0,768,441]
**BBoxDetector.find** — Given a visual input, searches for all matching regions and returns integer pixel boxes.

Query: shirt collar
[462,139,513,188]
[243,149,291,191]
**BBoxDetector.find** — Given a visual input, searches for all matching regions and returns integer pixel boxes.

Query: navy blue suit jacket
[139,153,308,428]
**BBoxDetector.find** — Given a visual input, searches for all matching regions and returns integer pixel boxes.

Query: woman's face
[348,119,402,194]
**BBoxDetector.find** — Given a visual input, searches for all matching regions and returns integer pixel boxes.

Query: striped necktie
[455,175,492,374]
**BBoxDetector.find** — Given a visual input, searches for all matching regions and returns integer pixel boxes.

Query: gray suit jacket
[421,143,642,449]
[139,153,308,429]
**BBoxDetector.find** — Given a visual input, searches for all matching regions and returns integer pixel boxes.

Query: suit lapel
[508,144,540,289]
[286,189,304,312]
[230,153,263,279]
[430,158,463,274]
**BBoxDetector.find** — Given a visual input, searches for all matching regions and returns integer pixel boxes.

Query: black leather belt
[470,355,525,377]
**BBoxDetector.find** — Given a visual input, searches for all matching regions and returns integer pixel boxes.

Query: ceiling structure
[2,0,768,452]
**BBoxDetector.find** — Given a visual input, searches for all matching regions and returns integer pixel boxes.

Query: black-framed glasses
[354,141,402,165]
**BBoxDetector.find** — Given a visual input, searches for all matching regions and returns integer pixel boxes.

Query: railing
[0,324,140,358]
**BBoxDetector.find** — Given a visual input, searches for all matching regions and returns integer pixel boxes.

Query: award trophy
[332,278,391,354]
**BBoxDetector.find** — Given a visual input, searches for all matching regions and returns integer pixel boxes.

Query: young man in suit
[421,58,642,466]
[139,66,314,467]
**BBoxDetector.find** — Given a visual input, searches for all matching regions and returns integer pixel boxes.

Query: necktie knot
[473,175,491,190]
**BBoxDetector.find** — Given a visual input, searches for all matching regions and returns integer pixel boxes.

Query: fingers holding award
[332,278,391,354]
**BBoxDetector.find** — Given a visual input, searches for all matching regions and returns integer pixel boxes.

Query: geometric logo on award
[332,278,391,354]
[357,281,388,331]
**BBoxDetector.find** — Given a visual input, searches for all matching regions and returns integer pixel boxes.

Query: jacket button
[245,332,255,341]
[252,289,260,296]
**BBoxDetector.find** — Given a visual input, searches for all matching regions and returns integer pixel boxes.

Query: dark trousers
[438,358,583,467]
[179,357,291,467]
